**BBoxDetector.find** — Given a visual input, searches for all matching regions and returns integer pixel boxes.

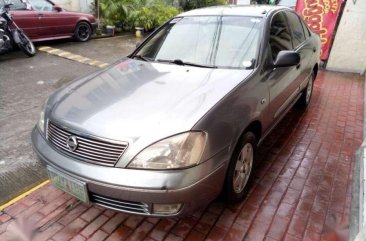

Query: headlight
[37,98,48,133]
[37,110,45,133]
[127,132,207,169]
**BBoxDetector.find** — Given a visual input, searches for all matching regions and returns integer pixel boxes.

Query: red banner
[295,0,343,60]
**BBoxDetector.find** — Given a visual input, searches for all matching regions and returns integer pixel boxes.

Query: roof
[178,5,290,18]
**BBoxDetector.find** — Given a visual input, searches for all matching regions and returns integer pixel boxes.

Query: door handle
[313,47,316,53]
[296,64,301,69]
[37,13,44,17]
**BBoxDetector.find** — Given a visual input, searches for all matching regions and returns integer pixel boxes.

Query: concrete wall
[327,0,366,74]
[53,0,93,13]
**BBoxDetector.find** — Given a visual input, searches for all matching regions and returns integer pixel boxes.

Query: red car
[0,0,97,42]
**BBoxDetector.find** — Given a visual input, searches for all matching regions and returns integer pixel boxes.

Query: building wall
[235,0,251,4]
[326,0,366,74]
[53,0,94,13]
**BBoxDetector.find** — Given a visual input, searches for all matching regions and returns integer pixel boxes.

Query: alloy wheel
[306,77,313,104]
[77,23,90,41]
[233,143,253,194]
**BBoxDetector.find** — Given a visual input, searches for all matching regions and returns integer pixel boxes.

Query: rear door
[284,10,313,90]
[27,0,56,38]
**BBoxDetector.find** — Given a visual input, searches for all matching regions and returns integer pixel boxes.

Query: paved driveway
[0,69,363,241]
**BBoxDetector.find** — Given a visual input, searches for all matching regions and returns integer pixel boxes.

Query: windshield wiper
[132,55,151,62]
[157,59,217,69]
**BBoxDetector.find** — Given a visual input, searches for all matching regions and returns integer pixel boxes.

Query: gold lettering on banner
[330,0,339,14]
[323,0,330,13]
[302,0,329,56]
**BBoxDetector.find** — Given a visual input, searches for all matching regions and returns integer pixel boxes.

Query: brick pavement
[0,70,364,241]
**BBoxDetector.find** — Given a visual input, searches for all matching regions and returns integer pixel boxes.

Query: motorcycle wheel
[17,31,36,57]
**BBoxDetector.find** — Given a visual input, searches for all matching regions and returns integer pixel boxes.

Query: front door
[27,0,57,38]
[265,11,299,122]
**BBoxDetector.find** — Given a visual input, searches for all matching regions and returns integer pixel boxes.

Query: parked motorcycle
[0,4,36,57]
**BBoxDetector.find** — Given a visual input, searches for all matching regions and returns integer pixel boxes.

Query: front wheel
[74,22,92,42]
[224,132,257,204]
[17,31,36,57]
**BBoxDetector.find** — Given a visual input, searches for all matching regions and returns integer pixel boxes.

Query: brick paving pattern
[0,71,364,241]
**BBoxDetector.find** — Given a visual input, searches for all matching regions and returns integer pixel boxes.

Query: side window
[300,19,311,39]
[285,11,306,48]
[28,0,53,11]
[269,12,292,61]
[1,0,27,10]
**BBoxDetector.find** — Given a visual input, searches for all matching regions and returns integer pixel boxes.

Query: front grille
[90,193,150,215]
[46,121,128,167]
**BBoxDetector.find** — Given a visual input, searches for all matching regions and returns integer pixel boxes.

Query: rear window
[300,19,311,38]
[0,0,27,10]
[285,11,306,48]
[28,0,53,11]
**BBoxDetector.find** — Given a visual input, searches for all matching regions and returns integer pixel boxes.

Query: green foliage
[131,1,179,30]
[99,0,134,26]
[130,7,154,30]
[182,0,227,10]
[99,0,179,31]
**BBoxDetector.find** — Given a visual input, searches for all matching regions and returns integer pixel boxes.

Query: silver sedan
[32,5,320,217]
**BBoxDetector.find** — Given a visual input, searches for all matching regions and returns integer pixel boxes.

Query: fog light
[153,203,182,215]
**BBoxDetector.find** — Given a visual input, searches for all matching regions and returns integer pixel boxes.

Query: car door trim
[259,91,302,145]
[273,83,301,119]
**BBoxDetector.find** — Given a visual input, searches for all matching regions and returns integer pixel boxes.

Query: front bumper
[31,127,229,217]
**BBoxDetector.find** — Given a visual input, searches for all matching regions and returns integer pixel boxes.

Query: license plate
[47,166,89,203]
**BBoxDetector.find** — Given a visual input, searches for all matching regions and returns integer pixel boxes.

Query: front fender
[11,29,20,44]
[74,16,95,30]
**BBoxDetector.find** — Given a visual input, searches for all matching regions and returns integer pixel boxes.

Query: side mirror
[53,5,62,12]
[273,50,300,68]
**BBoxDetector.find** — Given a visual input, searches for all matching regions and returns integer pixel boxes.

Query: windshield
[134,16,262,69]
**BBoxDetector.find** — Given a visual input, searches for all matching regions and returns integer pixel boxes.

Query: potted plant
[99,0,132,36]
[132,8,154,37]
[106,25,116,36]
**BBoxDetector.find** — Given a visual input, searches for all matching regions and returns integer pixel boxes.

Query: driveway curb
[351,74,366,241]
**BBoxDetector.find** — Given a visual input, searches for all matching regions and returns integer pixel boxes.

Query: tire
[0,33,13,54]
[74,22,92,42]
[297,72,315,109]
[17,31,36,57]
[224,132,257,204]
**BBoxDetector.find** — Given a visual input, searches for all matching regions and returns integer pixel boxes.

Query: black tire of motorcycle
[0,31,14,54]
[17,31,36,57]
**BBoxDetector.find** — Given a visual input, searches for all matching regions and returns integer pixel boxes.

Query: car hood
[49,58,252,166]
